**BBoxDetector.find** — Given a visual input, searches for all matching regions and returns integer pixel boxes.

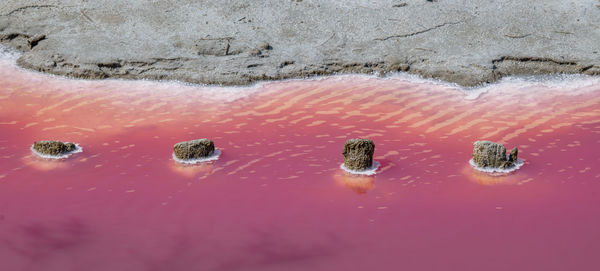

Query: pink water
[1,57,599,270]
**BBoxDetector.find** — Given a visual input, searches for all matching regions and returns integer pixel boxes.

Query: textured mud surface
[1,0,599,86]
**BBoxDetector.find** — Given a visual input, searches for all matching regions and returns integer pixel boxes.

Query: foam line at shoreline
[469,158,524,174]
[172,149,221,164]
[1,44,599,102]
[340,161,381,176]
[0,45,20,62]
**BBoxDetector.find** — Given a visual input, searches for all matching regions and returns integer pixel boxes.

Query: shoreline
[2,44,600,103]
[13,53,598,89]
[1,0,599,88]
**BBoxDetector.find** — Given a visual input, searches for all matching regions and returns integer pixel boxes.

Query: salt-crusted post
[342,139,375,171]
[472,140,518,169]
[33,140,79,156]
[173,139,215,161]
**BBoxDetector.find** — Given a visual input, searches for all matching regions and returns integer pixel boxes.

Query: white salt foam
[0,44,20,61]
[469,158,524,174]
[172,149,221,164]
[340,161,381,176]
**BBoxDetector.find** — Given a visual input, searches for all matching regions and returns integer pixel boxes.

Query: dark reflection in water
[131,229,345,271]
[3,218,89,262]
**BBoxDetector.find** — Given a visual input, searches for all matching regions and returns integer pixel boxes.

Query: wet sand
[0,57,599,270]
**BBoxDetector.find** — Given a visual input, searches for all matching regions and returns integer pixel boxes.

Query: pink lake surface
[0,55,600,270]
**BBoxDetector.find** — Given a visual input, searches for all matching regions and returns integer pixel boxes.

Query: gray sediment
[1,0,599,87]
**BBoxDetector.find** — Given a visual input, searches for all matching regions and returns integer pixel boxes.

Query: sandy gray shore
[1,0,599,87]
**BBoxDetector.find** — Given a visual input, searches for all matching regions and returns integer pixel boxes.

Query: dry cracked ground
[1,0,599,87]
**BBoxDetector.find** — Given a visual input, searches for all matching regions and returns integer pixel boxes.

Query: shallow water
[0,57,599,270]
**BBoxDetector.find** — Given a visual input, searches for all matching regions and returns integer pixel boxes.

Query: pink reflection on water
[334,171,376,194]
[0,58,600,270]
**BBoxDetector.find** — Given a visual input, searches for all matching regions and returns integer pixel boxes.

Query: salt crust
[469,158,524,173]
[340,161,381,176]
[172,149,221,164]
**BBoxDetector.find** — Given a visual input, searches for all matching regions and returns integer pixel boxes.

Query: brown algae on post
[341,139,379,175]
[31,140,82,159]
[471,140,522,173]
[172,139,220,164]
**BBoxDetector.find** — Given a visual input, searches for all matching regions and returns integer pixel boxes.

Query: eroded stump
[342,139,375,171]
[33,140,78,156]
[173,139,215,160]
[472,141,518,169]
